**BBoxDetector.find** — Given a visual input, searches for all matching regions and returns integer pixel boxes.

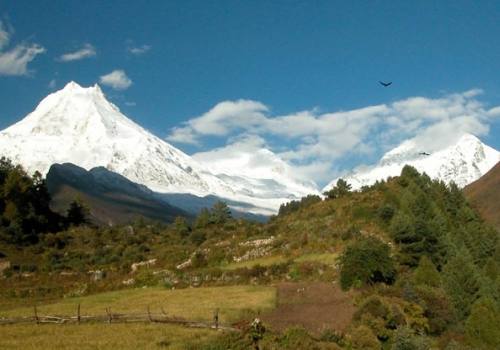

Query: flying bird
[379,81,392,87]
[419,152,431,156]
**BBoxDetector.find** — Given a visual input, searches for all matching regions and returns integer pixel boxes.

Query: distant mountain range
[46,163,188,225]
[0,82,315,216]
[464,161,500,231]
[323,133,499,192]
[0,81,499,222]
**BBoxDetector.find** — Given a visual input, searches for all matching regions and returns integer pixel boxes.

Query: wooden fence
[0,304,239,332]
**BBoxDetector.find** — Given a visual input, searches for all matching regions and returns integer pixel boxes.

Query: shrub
[391,326,431,350]
[339,236,396,290]
[349,325,381,350]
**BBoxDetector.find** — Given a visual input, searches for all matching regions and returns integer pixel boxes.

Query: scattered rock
[176,259,192,270]
[131,258,157,273]
[122,278,135,286]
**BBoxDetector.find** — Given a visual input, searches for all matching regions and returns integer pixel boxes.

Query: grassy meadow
[0,284,277,349]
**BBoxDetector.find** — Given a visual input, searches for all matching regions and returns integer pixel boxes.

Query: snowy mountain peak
[0,82,317,215]
[380,133,483,166]
[324,133,499,191]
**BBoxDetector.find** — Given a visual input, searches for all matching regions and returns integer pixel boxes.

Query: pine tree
[173,216,190,238]
[194,208,211,228]
[413,256,441,287]
[465,297,500,349]
[442,248,481,320]
[210,201,232,224]
[324,178,352,199]
[66,199,89,226]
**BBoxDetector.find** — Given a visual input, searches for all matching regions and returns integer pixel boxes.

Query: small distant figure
[379,81,392,87]
[419,152,431,156]
[250,318,266,350]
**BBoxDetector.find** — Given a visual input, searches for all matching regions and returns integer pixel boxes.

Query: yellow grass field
[0,285,276,323]
[1,323,214,350]
[0,285,277,349]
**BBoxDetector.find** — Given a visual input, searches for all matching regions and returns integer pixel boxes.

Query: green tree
[465,297,500,349]
[173,216,190,238]
[324,178,352,199]
[339,236,396,290]
[442,249,481,320]
[413,256,441,287]
[194,208,211,228]
[66,199,89,226]
[210,201,232,224]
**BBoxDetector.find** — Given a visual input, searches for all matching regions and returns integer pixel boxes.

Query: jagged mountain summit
[324,133,500,191]
[0,82,314,215]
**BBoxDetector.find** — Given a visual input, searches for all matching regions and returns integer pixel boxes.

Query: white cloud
[0,43,46,76]
[128,44,151,55]
[167,90,500,185]
[0,21,10,50]
[125,101,136,106]
[0,20,45,76]
[99,69,132,90]
[58,43,96,62]
[48,79,56,89]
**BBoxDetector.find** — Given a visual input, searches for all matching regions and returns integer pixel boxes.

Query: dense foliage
[0,159,498,350]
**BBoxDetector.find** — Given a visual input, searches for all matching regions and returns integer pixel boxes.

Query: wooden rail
[0,305,239,332]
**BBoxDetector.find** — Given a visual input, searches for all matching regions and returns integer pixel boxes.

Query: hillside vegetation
[1,159,499,349]
[465,161,500,231]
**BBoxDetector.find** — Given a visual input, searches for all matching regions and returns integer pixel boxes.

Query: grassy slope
[1,284,276,349]
[0,285,276,323]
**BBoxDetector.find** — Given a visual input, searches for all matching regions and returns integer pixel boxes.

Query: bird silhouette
[419,152,430,156]
[379,81,392,87]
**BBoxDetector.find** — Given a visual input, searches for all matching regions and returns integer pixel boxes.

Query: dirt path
[261,282,355,334]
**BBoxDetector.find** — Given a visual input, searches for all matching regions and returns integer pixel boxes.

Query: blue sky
[1,1,500,185]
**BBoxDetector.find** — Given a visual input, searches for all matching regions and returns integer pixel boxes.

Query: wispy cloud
[58,43,96,62]
[128,44,151,55]
[0,20,45,76]
[99,69,132,90]
[48,79,56,89]
[167,90,500,184]
[0,21,10,50]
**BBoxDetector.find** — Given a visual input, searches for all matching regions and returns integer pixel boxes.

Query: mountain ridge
[0,82,312,215]
[324,133,500,191]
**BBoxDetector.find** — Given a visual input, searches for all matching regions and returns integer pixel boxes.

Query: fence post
[213,308,219,329]
[34,305,39,325]
[147,305,152,322]
[106,307,112,324]
[77,303,81,324]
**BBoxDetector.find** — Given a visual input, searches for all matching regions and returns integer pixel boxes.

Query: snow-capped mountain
[0,82,314,215]
[193,144,319,201]
[323,133,500,191]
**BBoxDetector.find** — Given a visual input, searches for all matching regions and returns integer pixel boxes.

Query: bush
[349,325,381,350]
[339,236,396,290]
[391,326,431,350]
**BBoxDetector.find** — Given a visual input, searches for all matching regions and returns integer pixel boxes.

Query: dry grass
[0,285,276,324]
[222,255,288,270]
[0,323,215,350]
[294,253,338,265]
